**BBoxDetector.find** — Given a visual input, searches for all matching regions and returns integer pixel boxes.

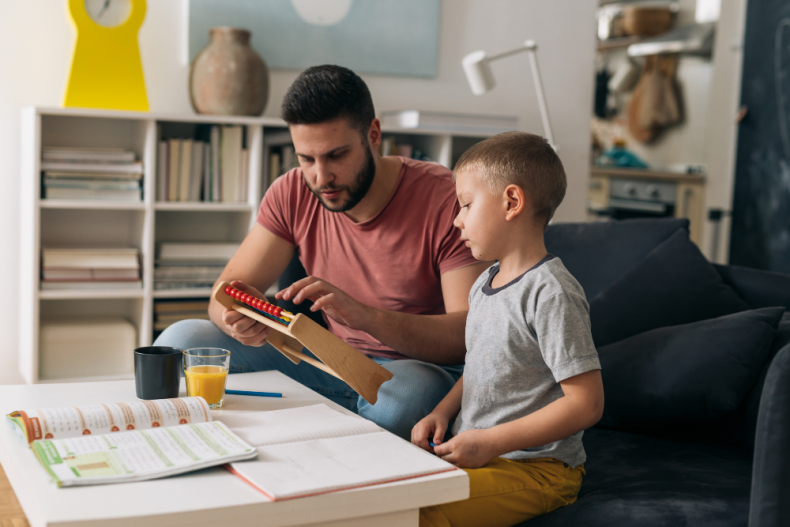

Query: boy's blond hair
[454,132,567,227]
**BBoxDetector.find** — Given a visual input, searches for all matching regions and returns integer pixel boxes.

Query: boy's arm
[412,376,464,451]
[434,370,603,467]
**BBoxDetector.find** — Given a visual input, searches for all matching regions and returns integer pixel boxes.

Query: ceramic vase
[190,27,269,116]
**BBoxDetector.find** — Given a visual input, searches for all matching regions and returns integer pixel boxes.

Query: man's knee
[154,319,225,349]
[358,360,457,440]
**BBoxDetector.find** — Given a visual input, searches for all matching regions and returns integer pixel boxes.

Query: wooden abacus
[212,281,393,404]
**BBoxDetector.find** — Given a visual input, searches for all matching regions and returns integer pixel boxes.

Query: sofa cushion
[589,229,751,347]
[521,428,752,527]
[597,307,784,430]
[544,218,688,300]
[744,311,790,449]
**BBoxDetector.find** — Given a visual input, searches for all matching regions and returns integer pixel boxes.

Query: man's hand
[411,413,450,453]
[221,280,272,347]
[276,276,373,330]
[433,429,497,469]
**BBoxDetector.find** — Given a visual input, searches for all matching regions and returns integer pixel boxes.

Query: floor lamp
[462,40,557,151]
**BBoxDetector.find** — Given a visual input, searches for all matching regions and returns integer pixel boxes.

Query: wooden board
[212,282,393,404]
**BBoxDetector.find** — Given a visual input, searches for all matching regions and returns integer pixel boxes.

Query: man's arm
[278,261,489,364]
[208,224,295,345]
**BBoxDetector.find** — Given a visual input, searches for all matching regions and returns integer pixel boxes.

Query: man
[156,65,487,439]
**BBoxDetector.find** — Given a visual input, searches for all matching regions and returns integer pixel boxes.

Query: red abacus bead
[256,300,264,310]
[224,286,232,295]
[273,307,282,316]
[233,289,242,299]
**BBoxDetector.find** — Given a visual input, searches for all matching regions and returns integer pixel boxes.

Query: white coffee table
[0,371,468,527]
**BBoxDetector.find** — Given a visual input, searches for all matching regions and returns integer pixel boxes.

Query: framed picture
[188,0,440,78]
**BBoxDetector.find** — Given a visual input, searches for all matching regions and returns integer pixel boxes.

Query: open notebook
[219,404,458,501]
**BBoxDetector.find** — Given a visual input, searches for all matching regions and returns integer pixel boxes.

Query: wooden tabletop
[0,462,29,527]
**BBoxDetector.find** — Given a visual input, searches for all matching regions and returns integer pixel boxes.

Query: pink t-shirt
[256,157,478,360]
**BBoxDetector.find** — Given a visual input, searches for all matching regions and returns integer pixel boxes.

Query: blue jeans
[153,319,463,440]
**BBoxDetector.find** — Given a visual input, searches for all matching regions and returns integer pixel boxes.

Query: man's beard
[306,144,376,213]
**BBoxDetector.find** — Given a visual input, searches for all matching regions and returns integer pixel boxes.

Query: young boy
[412,132,604,527]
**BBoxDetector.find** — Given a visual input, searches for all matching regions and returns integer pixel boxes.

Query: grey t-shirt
[451,255,601,467]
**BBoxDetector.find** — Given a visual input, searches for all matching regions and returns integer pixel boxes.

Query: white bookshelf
[20,106,499,384]
[19,107,286,384]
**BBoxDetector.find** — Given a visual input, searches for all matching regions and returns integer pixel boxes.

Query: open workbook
[5,397,257,487]
[7,400,456,498]
[216,404,458,501]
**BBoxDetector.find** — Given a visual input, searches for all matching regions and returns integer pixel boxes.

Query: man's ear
[504,184,527,221]
[367,118,382,150]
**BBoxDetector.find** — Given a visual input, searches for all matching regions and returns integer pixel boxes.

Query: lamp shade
[462,50,496,95]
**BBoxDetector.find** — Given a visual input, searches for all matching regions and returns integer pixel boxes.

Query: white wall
[0,0,596,385]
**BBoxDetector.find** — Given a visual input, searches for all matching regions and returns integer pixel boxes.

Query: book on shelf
[210,126,221,201]
[158,242,239,262]
[155,243,235,290]
[43,268,140,280]
[41,149,143,202]
[43,179,141,191]
[43,187,142,201]
[42,147,137,163]
[42,248,140,269]
[189,142,204,202]
[221,125,243,202]
[157,125,247,203]
[40,280,142,290]
[41,248,141,290]
[41,161,143,174]
[44,171,142,180]
[268,152,281,186]
[178,140,193,202]
[224,404,456,500]
[154,299,210,313]
[6,397,257,487]
[380,110,518,134]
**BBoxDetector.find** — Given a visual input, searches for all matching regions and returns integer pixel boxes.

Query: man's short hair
[454,132,567,227]
[281,65,375,136]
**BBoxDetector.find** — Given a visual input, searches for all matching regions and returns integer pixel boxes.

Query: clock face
[84,0,132,28]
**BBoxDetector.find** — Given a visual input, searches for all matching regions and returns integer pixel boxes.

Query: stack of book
[153,299,210,334]
[41,147,143,201]
[154,242,238,290]
[158,125,249,203]
[41,248,141,290]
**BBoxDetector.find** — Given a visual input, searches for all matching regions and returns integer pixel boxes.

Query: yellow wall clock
[64,0,149,111]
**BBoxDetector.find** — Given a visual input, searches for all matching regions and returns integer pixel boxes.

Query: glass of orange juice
[183,348,230,409]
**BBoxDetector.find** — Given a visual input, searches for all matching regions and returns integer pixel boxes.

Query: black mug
[134,347,182,400]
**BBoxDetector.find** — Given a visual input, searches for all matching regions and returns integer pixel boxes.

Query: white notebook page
[230,431,456,500]
[216,404,381,447]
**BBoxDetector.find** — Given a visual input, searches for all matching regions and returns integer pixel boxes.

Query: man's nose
[314,160,333,187]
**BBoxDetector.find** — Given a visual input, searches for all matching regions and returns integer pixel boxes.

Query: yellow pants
[420,457,585,527]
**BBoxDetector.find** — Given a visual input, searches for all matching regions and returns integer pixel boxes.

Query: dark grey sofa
[280,218,789,527]
[522,218,790,527]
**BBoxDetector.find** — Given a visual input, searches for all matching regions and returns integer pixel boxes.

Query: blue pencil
[225,389,282,398]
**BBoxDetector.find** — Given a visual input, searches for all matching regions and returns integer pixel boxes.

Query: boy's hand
[434,429,497,468]
[411,413,449,452]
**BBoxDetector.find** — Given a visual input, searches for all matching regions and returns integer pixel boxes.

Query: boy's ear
[503,184,527,221]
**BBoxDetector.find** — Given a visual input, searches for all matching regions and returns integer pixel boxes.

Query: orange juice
[185,365,228,406]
